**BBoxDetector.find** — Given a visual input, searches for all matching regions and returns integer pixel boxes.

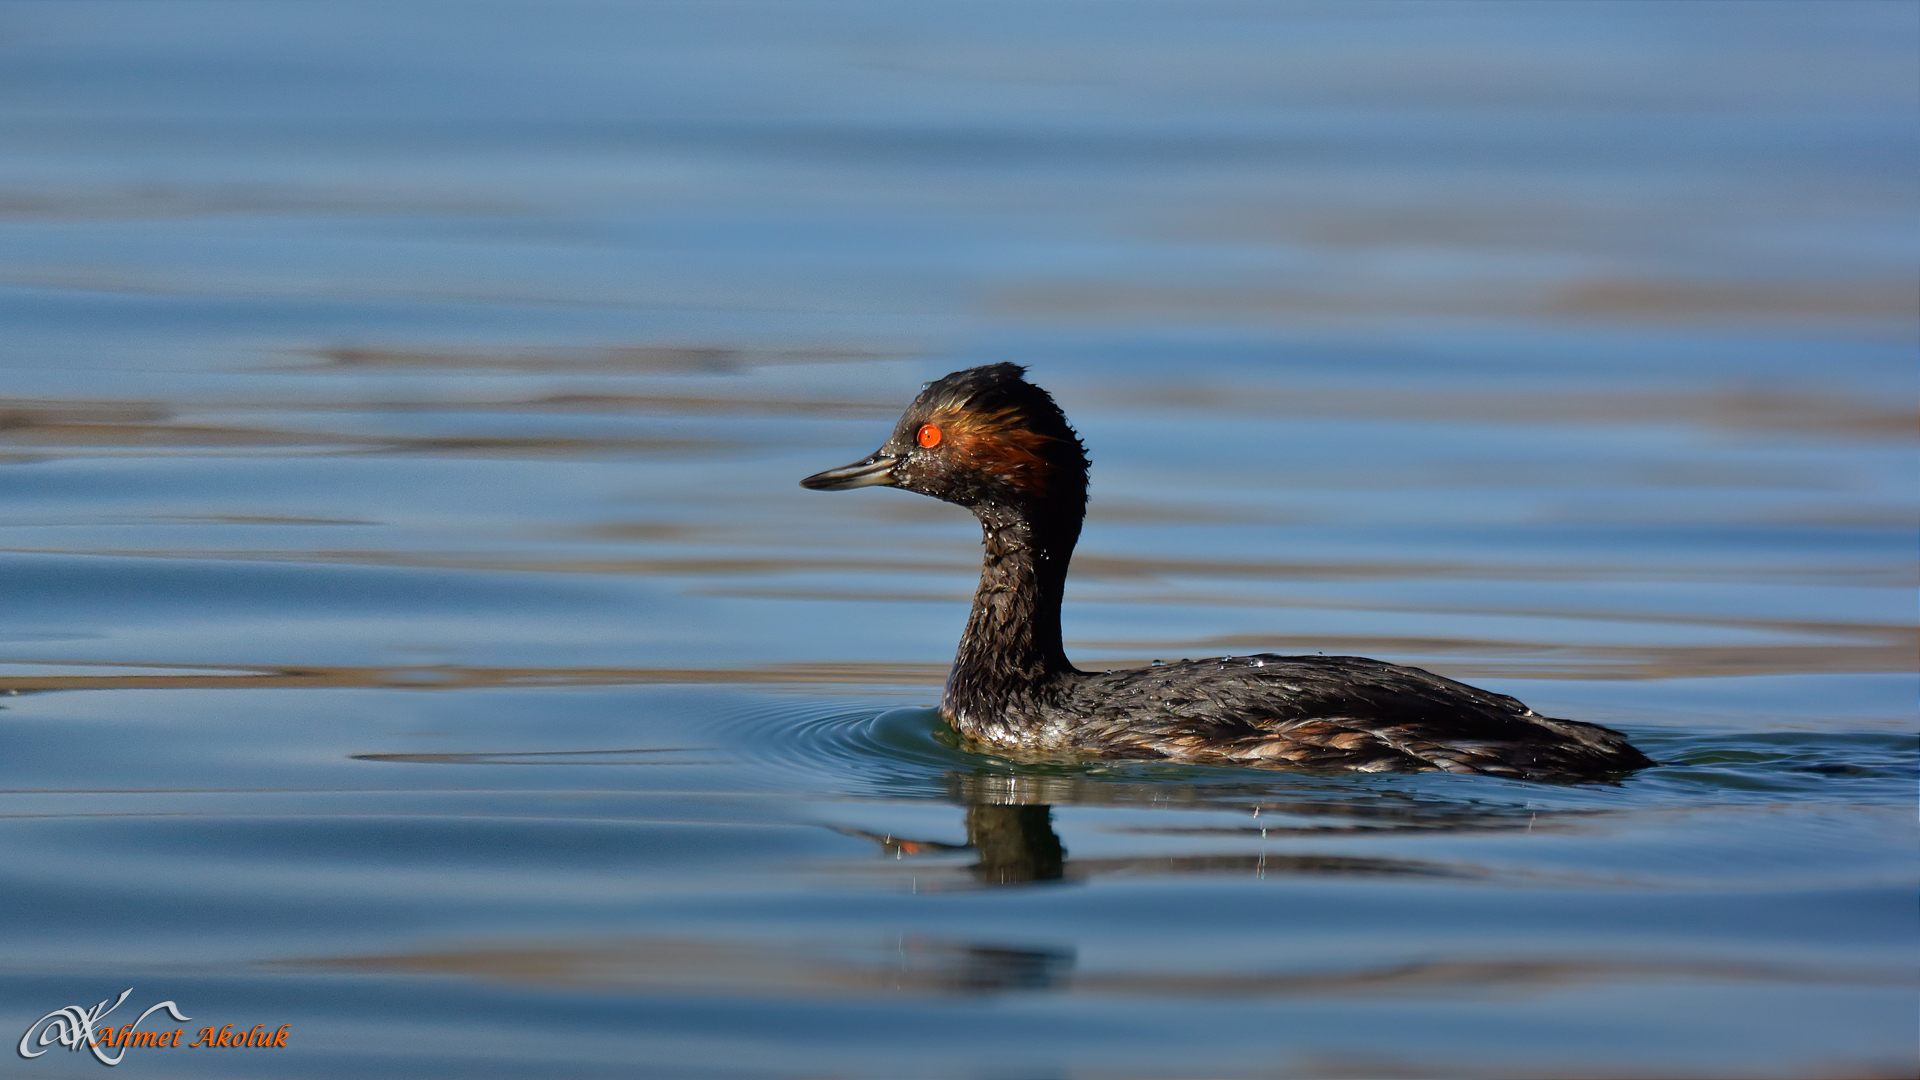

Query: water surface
[2,3,1915,1077]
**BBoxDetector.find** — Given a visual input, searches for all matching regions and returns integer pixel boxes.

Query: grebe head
[801,363,1088,520]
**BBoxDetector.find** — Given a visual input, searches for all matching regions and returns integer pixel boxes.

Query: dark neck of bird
[943,503,1081,727]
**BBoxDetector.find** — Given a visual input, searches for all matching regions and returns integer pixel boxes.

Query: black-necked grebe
[802,363,1654,779]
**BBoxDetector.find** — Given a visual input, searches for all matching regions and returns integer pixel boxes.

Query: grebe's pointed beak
[800,451,899,491]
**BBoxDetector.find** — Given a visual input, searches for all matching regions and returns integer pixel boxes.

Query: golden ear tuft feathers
[935,406,1057,497]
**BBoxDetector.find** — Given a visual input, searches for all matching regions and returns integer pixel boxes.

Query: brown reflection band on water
[0,624,1907,697]
[284,936,1906,999]
[9,544,1907,589]
[1066,630,1919,681]
[302,344,896,375]
[994,277,1920,336]
[1070,382,1918,440]
[0,421,732,458]
[0,186,526,222]
[358,391,899,418]
[352,747,716,765]
[0,659,947,695]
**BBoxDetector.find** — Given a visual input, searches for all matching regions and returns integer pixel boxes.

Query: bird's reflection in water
[840,768,1517,888]
[932,939,1075,993]
[965,802,1066,884]
[839,804,1065,884]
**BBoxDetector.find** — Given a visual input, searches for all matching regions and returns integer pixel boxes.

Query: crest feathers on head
[910,364,1087,505]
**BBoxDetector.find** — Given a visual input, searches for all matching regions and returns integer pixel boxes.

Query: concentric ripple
[709,703,984,799]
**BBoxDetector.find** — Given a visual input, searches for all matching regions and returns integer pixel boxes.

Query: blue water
[2,3,1915,1077]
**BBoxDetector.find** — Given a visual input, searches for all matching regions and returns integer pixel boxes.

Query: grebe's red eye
[917,424,942,448]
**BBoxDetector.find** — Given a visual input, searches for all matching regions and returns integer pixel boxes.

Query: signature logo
[19,989,191,1066]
